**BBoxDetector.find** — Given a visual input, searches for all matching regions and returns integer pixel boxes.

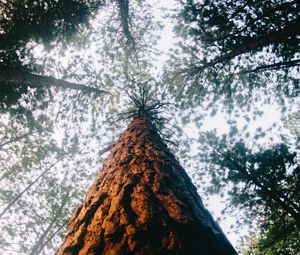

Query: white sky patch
[201,104,281,135]
[150,0,178,73]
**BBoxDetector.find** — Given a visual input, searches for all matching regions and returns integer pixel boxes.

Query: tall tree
[1,0,299,253]
[57,111,236,254]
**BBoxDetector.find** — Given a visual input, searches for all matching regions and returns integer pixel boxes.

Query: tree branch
[0,66,109,95]
[0,130,35,149]
[242,58,300,73]
[195,16,300,71]
[29,192,70,255]
[0,157,64,219]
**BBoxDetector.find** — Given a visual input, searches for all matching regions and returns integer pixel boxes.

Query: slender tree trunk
[0,158,63,218]
[117,0,135,45]
[30,192,70,255]
[0,66,108,95]
[0,130,35,149]
[57,115,236,254]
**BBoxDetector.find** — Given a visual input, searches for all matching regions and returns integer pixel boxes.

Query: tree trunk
[57,115,236,254]
[0,66,108,95]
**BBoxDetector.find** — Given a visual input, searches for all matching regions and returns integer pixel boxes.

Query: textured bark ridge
[57,115,236,254]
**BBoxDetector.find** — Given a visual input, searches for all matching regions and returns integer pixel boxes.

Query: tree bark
[57,115,236,254]
[0,66,108,95]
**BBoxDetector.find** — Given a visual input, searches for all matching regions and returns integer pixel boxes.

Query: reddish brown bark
[57,115,236,254]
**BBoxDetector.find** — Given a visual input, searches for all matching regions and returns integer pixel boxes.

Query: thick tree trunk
[57,115,236,254]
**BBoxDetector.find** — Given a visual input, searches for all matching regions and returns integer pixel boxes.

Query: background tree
[197,131,300,254]
[0,0,142,110]
[177,0,300,71]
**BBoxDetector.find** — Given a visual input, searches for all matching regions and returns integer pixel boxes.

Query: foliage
[284,111,300,137]
[198,131,300,254]
[238,232,261,255]
[0,0,104,117]
[0,0,102,67]
[178,0,300,68]
[166,0,300,109]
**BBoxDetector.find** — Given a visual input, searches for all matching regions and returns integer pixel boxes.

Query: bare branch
[0,157,64,219]
[242,58,300,73]
[0,130,36,149]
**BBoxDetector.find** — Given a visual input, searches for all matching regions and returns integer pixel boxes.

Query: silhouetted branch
[0,66,109,95]
[242,58,300,73]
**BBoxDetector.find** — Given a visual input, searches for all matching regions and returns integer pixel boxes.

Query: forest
[0,0,299,254]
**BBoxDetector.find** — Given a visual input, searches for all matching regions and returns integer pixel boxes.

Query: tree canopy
[0,0,299,254]
[167,0,300,111]
[178,0,300,71]
[0,0,103,70]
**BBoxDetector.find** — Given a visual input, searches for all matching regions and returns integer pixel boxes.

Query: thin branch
[0,130,36,149]
[33,225,65,255]
[98,144,115,156]
[29,192,70,255]
[241,58,300,73]
[0,157,64,219]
